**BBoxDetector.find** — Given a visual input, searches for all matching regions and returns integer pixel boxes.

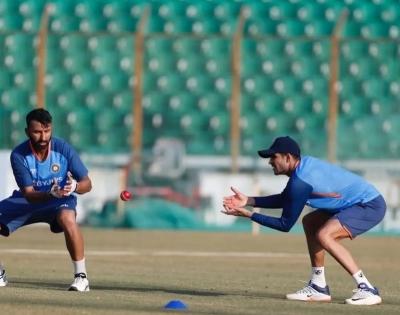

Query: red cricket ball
[120,190,132,201]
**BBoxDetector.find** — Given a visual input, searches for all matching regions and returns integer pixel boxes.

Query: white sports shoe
[68,273,90,292]
[0,269,7,287]
[286,281,331,302]
[345,283,382,305]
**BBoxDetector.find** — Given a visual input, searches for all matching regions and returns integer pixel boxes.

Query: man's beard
[30,137,51,151]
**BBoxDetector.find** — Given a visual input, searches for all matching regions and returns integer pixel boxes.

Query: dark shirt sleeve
[250,175,313,232]
[253,194,284,208]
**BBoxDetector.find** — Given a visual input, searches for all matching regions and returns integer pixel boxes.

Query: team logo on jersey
[51,163,60,173]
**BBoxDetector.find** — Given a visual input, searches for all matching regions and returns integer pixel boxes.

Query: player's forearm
[23,190,53,203]
[74,177,92,194]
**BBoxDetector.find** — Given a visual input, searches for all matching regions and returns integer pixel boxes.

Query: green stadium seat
[186,2,214,19]
[205,57,230,75]
[209,112,229,136]
[352,2,380,23]
[168,92,197,114]
[14,71,35,90]
[81,17,109,32]
[97,128,130,153]
[265,113,295,133]
[146,16,166,33]
[85,90,113,112]
[284,40,314,57]
[312,40,331,59]
[64,53,91,73]
[240,113,266,136]
[176,55,204,75]
[142,92,169,114]
[96,108,127,132]
[380,60,400,80]
[0,71,14,90]
[192,19,222,35]
[179,113,209,136]
[251,93,283,116]
[1,88,30,110]
[382,114,400,136]
[381,3,400,23]
[5,33,34,52]
[113,90,133,111]
[268,2,298,20]
[342,21,363,37]
[362,78,389,98]
[56,89,85,110]
[361,22,390,38]
[291,58,321,78]
[198,92,228,114]
[273,76,303,95]
[200,38,230,56]
[245,18,277,36]
[50,16,80,32]
[46,70,72,91]
[74,0,102,19]
[72,71,100,92]
[305,20,334,36]
[100,72,129,92]
[297,2,326,22]
[157,2,187,19]
[214,76,232,95]
[107,17,137,33]
[340,97,368,118]
[173,37,201,55]
[4,52,33,71]
[165,17,193,34]
[338,77,363,99]
[213,1,241,20]
[283,95,313,115]
[276,19,305,37]
[186,74,214,94]
[0,15,23,31]
[299,133,327,158]
[49,0,77,17]
[91,52,120,74]
[102,1,130,19]
[243,75,274,94]
[157,73,186,92]
[59,34,88,53]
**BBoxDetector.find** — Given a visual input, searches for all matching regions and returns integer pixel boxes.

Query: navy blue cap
[258,136,300,158]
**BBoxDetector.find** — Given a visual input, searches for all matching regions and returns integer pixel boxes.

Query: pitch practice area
[0,227,398,315]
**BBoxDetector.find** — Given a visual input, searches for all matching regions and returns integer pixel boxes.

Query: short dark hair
[26,108,52,127]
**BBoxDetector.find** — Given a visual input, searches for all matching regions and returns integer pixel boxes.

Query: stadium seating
[0,0,400,159]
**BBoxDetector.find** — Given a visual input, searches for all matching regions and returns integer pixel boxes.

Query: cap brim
[258,149,275,158]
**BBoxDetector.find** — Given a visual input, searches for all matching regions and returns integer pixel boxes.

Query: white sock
[310,266,327,287]
[72,258,87,276]
[352,270,373,288]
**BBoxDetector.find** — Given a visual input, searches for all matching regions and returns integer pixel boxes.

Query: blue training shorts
[0,190,77,236]
[332,195,386,239]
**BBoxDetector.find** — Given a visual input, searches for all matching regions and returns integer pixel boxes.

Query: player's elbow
[280,220,295,232]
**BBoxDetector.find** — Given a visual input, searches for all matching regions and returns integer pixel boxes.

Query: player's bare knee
[57,211,77,228]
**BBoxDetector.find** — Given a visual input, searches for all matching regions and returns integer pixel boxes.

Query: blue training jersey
[10,137,88,193]
[251,156,380,232]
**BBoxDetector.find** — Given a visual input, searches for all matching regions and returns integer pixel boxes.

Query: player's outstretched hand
[62,172,77,196]
[221,205,252,218]
[223,187,248,209]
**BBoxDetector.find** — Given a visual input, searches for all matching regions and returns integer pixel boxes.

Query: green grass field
[0,226,398,315]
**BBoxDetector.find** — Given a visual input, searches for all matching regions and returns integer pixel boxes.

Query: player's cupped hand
[221,205,252,218]
[223,186,248,209]
[62,172,77,196]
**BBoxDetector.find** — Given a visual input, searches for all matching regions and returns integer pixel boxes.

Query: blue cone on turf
[164,299,187,310]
